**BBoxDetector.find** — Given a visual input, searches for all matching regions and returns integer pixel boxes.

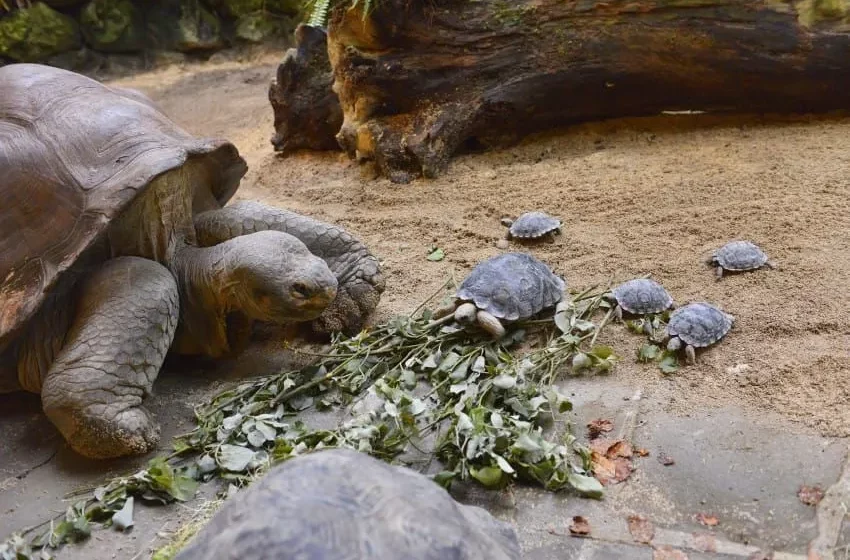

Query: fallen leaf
[591,451,616,482]
[613,457,634,483]
[426,247,445,261]
[692,533,717,552]
[657,452,675,466]
[653,546,689,560]
[591,438,635,485]
[695,513,719,527]
[627,514,655,544]
[568,516,591,536]
[589,438,632,457]
[609,440,633,458]
[636,448,650,457]
[798,485,825,506]
[587,419,614,439]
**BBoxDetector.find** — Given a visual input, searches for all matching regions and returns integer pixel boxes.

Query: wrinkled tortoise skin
[456,252,565,321]
[174,449,522,560]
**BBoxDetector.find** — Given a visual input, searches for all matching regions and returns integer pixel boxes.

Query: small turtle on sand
[433,253,565,339]
[662,302,734,364]
[609,278,675,322]
[708,240,774,279]
[501,211,561,241]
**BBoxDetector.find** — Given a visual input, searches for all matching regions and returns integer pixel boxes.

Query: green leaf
[638,343,662,362]
[433,471,457,489]
[493,454,516,474]
[427,247,445,261]
[492,374,516,389]
[470,466,504,487]
[590,345,615,359]
[111,497,134,531]
[247,429,266,447]
[147,458,199,502]
[438,351,461,373]
[513,433,543,453]
[568,473,605,498]
[554,311,571,334]
[217,445,255,472]
[659,353,679,374]
[573,319,596,333]
[572,353,592,371]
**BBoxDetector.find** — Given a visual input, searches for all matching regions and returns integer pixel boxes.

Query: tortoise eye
[292,283,311,299]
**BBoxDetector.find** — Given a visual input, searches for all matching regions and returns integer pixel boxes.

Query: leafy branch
[2,279,615,560]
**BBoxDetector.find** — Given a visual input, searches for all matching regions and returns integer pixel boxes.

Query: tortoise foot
[41,257,178,459]
[685,345,697,365]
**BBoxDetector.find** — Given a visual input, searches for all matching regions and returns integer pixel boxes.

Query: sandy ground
[110,54,850,438]
[2,52,850,558]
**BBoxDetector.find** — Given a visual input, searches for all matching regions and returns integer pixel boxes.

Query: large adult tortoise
[175,448,522,560]
[0,64,383,459]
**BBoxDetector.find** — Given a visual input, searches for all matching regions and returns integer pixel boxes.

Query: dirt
[2,52,848,558]
[106,53,850,439]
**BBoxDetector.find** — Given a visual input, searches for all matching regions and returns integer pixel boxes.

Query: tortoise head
[224,230,338,323]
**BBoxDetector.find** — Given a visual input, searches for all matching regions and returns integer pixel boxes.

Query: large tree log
[269,24,342,154]
[323,0,850,183]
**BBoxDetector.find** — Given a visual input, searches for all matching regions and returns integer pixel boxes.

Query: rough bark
[325,0,850,183]
[269,23,343,154]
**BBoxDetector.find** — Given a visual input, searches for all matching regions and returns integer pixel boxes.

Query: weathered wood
[269,24,343,154]
[325,0,850,182]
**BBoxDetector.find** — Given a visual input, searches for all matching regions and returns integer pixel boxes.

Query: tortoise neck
[169,242,235,358]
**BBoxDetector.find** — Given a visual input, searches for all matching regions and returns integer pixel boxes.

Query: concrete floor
[1,341,848,559]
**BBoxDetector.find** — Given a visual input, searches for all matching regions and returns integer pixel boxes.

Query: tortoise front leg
[684,344,697,364]
[41,257,179,459]
[194,200,384,336]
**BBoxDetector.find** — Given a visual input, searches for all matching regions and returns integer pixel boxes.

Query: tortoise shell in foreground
[174,448,522,560]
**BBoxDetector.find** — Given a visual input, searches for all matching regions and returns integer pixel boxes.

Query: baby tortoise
[501,211,561,241]
[708,240,774,279]
[433,252,565,339]
[609,278,675,322]
[662,302,734,364]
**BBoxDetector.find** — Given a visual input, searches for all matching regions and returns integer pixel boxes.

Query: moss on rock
[234,11,291,41]
[215,0,302,17]
[0,2,81,62]
[80,0,144,52]
[147,0,224,52]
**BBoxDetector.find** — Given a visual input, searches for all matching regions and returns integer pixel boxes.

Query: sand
[108,53,850,439]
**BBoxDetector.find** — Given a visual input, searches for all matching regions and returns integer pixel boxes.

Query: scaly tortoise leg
[194,200,384,336]
[40,257,179,459]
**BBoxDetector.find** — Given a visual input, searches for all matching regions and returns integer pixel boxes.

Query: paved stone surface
[2,346,848,559]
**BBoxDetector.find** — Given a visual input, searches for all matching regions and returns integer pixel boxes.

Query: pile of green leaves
[625,311,682,374]
[1,281,615,560]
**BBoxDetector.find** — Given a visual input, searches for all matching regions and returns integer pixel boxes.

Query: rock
[234,11,290,42]
[45,47,105,73]
[41,0,87,6]
[0,2,81,62]
[80,0,145,53]
[146,0,224,53]
[213,0,302,17]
